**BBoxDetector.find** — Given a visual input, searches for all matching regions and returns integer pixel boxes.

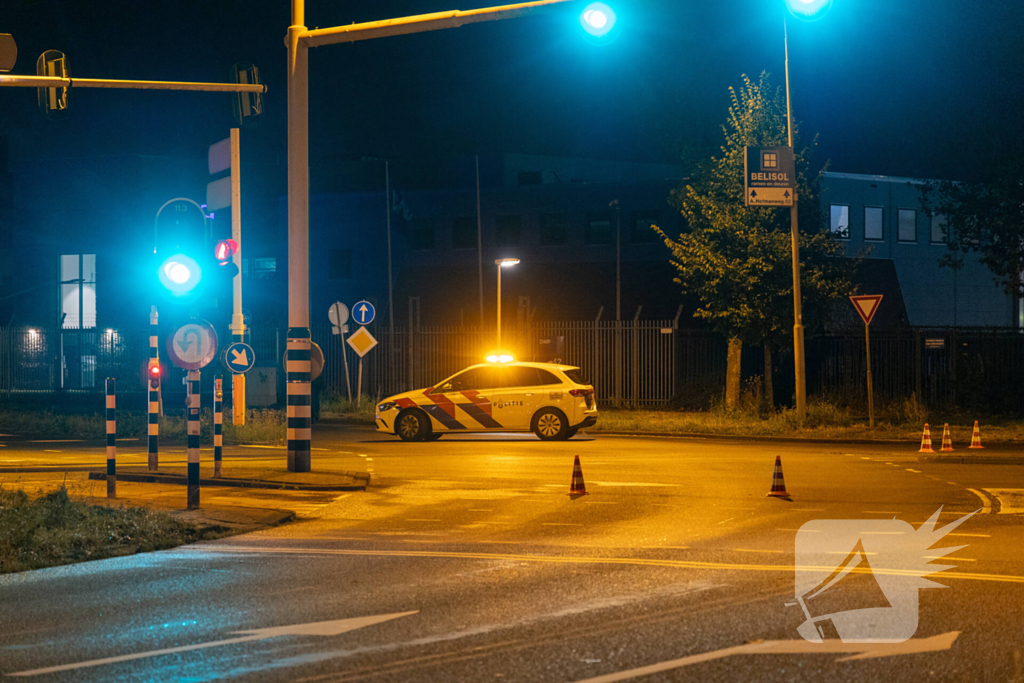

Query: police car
[375,358,597,441]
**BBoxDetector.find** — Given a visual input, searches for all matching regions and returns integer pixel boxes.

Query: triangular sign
[850,295,883,325]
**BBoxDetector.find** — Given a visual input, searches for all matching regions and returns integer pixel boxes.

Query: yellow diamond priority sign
[346,326,378,358]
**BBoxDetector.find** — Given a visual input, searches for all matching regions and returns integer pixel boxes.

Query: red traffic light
[215,239,238,263]
[150,365,160,376]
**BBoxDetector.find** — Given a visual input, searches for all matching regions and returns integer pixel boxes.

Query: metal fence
[1,323,1020,412]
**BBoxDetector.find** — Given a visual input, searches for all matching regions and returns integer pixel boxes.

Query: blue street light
[785,0,833,20]
[580,2,616,37]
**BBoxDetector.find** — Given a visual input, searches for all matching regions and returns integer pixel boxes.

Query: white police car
[375,359,597,441]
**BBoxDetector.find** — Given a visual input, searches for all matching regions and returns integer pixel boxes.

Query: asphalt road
[1,427,1023,682]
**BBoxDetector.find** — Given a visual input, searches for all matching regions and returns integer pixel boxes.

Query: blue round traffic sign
[222,341,256,374]
[352,300,375,326]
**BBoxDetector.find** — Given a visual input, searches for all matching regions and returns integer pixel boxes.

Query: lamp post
[495,258,520,350]
[784,0,832,425]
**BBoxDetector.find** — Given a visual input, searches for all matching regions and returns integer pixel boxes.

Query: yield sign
[850,295,883,325]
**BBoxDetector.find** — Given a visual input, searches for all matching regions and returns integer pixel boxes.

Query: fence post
[632,306,642,408]
[593,307,603,397]
[214,376,223,478]
[186,370,200,510]
[148,306,159,471]
[105,377,116,499]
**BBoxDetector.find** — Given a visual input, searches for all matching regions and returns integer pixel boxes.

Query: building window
[59,254,96,329]
[496,215,522,247]
[829,205,849,239]
[631,210,659,243]
[253,257,276,279]
[898,209,917,242]
[452,217,476,249]
[931,214,948,244]
[539,213,567,246]
[410,223,434,250]
[585,213,612,245]
[864,207,883,241]
[328,249,353,280]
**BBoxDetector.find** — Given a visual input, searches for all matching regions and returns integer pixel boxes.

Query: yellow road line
[190,546,1024,584]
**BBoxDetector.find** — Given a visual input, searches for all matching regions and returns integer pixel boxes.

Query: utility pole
[229,128,246,426]
[283,0,574,471]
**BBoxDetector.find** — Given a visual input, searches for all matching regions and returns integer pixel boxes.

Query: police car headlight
[378,402,397,412]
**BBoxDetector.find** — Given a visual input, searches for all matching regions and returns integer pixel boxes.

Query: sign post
[850,295,883,428]
[329,302,352,400]
[346,326,378,408]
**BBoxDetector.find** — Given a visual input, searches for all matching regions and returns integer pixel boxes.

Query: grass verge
[319,392,376,424]
[0,485,219,574]
[591,401,1024,443]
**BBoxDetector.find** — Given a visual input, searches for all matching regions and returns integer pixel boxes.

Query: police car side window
[450,368,500,391]
[501,367,540,388]
[535,369,561,385]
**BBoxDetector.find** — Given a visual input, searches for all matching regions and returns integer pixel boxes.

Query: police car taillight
[569,388,594,397]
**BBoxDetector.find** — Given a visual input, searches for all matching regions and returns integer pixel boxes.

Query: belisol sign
[744,146,796,207]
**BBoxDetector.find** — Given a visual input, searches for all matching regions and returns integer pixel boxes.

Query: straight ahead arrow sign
[8,611,418,677]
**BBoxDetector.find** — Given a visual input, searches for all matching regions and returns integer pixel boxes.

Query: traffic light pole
[284,0,574,472]
[229,128,246,427]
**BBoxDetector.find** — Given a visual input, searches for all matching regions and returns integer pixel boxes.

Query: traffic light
[232,62,263,129]
[149,364,161,389]
[157,253,203,296]
[36,50,70,121]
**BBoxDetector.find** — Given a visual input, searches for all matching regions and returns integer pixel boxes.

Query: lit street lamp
[580,2,617,37]
[494,258,520,351]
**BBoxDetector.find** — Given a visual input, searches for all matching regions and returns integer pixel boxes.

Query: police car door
[489,366,539,430]
[438,366,503,431]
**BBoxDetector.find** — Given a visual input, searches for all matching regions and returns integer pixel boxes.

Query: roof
[467,361,580,372]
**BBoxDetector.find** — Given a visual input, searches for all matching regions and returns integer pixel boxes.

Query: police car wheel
[566,426,579,439]
[533,408,568,441]
[396,409,428,442]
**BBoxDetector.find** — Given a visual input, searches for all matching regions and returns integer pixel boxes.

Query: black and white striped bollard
[105,377,116,499]
[214,376,223,478]
[286,331,312,472]
[148,305,159,471]
[186,370,201,509]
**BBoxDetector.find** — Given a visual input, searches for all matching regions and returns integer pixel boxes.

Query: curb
[87,470,368,491]
[918,454,1024,466]
[587,430,908,446]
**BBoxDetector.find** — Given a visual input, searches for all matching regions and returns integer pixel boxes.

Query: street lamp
[781,0,832,422]
[495,258,520,351]
[580,2,616,37]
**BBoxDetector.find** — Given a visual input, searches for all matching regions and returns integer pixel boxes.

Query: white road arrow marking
[6,611,418,677]
[230,347,249,366]
[571,632,960,683]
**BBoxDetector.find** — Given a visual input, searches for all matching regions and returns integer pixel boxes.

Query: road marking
[42,450,61,453]
[717,518,735,525]
[591,481,678,488]
[860,457,871,460]
[405,519,441,522]
[732,548,785,554]
[568,632,961,682]
[189,547,1024,584]
[947,533,990,538]
[947,481,959,485]
[467,508,493,512]
[983,488,1024,514]
[790,508,826,511]
[966,488,993,514]
[640,545,690,550]
[7,612,418,677]
[906,468,922,473]
[926,555,975,562]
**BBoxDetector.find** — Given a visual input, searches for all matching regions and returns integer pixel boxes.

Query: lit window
[60,254,96,329]
[864,207,883,241]
[931,214,947,244]
[829,205,849,239]
[898,209,917,242]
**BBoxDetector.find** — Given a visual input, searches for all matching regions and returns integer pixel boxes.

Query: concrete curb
[918,454,1024,466]
[587,430,909,446]
[87,470,368,491]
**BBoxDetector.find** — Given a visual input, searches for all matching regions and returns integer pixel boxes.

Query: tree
[655,73,852,409]
[920,152,1024,302]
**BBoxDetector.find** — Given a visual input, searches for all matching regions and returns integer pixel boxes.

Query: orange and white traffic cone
[940,423,954,452]
[919,423,934,453]
[969,420,984,449]
[766,456,790,499]
[569,455,587,496]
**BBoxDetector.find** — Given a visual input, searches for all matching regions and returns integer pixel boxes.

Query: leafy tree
[655,73,852,409]
[920,153,1024,301]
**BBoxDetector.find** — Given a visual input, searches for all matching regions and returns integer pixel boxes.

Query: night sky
[2,0,1022,182]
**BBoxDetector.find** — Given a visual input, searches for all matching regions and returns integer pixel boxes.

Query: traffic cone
[918,423,934,453]
[569,455,587,496]
[766,456,790,499]
[969,420,984,449]
[940,423,954,452]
